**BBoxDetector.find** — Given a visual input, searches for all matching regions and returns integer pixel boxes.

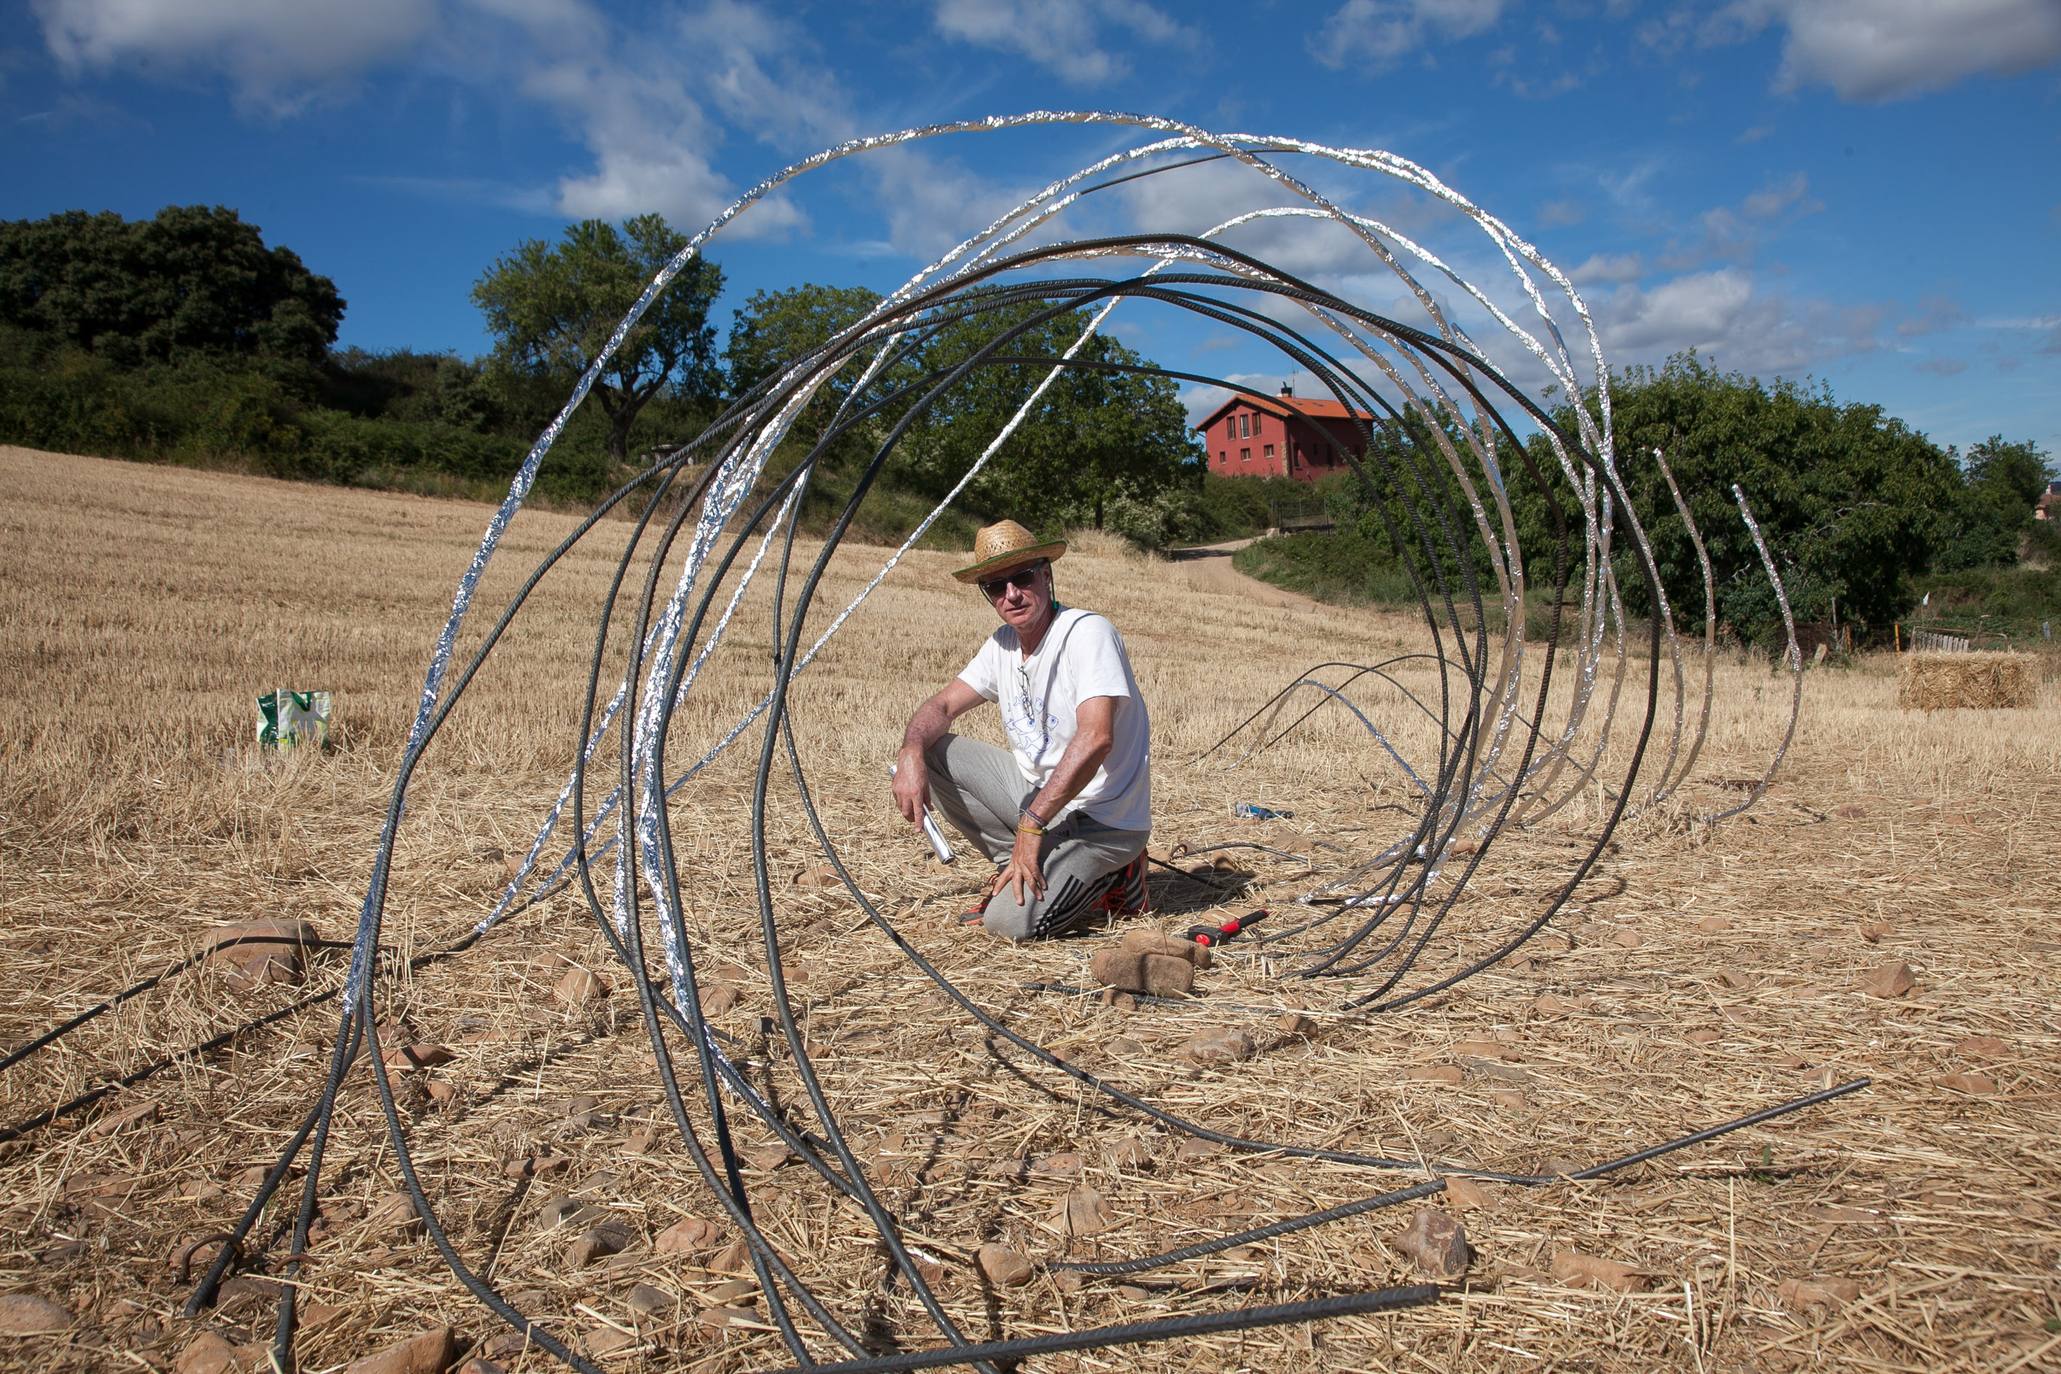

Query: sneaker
[1100,851,1150,916]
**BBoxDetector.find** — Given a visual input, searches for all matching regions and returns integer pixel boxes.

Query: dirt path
[1166,537,1325,612]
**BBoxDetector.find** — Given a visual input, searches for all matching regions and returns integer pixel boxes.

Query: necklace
[1011,605,1064,759]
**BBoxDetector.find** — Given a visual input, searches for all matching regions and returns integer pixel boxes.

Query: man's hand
[895,682,982,826]
[993,824,1046,906]
[892,745,930,825]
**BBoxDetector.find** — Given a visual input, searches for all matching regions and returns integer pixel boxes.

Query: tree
[1934,435,2055,570]
[728,283,886,400]
[726,283,894,459]
[1520,353,1964,645]
[719,284,1200,538]
[471,216,723,462]
[0,205,343,367]
[888,294,1200,533]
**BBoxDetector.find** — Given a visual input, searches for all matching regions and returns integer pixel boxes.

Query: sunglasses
[979,562,1046,600]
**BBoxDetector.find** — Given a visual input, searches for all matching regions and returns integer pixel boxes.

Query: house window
[1240,447,1251,463]
[1263,443,1275,462]
[1238,413,1249,438]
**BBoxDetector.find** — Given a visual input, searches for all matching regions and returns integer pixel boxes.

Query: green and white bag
[257,690,333,749]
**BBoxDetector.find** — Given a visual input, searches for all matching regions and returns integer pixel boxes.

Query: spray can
[888,764,956,864]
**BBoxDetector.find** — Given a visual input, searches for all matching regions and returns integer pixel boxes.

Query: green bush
[0,337,294,461]
[1171,472,1324,543]
[2027,518,2060,564]
[287,409,527,488]
[1911,564,2061,640]
[1232,530,1416,605]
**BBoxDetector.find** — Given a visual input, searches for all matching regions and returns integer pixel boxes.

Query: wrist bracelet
[1016,818,1045,836]
[1020,802,1049,828]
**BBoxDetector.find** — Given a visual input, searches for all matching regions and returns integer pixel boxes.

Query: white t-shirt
[957,606,1151,833]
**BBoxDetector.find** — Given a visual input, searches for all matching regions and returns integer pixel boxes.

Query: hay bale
[1897,651,2038,710]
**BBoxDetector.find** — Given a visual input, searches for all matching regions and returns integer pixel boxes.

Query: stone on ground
[976,1243,1034,1287]
[0,1294,72,1335]
[199,918,320,986]
[175,1333,263,1374]
[342,1325,458,1374]
[553,965,610,1009]
[1955,1034,2008,1060]
[1393,1208,1471,1278]
[1937,1072,1998,1095]
[1089,947,1194,996]
[654,1216,720,1255]
[1778,1276,1861,1310]
[1441,1176,1489,1211]
[1059,1188,1113,1237]
[1178,1028,1254,1066]
[1117,928,1211,969]
[566,1221,634,1267]
[1549,1249,1646,1292]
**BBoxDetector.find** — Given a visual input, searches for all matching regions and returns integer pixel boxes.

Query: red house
[1194,383,1373,482]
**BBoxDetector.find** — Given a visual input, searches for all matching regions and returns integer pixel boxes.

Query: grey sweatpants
[923,733,1149,941]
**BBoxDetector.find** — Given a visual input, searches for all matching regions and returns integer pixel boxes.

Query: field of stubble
[1,444,2056,1374]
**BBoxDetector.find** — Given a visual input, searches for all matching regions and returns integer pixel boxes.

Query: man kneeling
[891,520,1151,939]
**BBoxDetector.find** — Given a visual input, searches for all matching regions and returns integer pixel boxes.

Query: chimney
[1278,380,1294,398]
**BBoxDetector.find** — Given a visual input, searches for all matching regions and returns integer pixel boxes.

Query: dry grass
[1897,652,2040,710]
[1,444,2057,1373]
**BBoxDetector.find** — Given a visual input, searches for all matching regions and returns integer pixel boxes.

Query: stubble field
[1,444,2056,1374]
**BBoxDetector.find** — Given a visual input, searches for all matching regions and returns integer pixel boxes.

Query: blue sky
[6,0,2059,458]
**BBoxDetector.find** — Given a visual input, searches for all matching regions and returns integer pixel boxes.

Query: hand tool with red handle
[1185,908,1268,947]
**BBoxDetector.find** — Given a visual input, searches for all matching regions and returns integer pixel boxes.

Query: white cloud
[1595,267,1886,376]
[1596,158,1664,217]
[1978,312,2061,356]
[1570,251,1644,285]
[539,72,760,228]
[29,0,832,237]
[863,145,1025,261]
[462,0,598,32]
[1098,0,1189,45]
[1662,173,1821,269]
[1717,0,2061,101]
[1611,272,1761,353]
[931,0,1192,85]
[1741,171,1812,218]
[1896,296,1965,339]
[33,0,430,112]
[1499,68,1584,99]
[1310,0,1507,69]
[673,0,849,146]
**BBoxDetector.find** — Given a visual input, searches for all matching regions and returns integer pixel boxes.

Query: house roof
[1193,390,1375,433]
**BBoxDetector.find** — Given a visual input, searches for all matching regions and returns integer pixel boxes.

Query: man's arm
[893,678,985,824]
[994,694,1117,903]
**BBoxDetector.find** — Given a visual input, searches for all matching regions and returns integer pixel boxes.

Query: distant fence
[1910,629,1972,654]
[1273,512,1336,534]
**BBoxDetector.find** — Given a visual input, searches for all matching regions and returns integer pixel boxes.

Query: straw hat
[952,520,1068,584]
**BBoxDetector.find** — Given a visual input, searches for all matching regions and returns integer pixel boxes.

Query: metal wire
[0,114,1837,1370]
